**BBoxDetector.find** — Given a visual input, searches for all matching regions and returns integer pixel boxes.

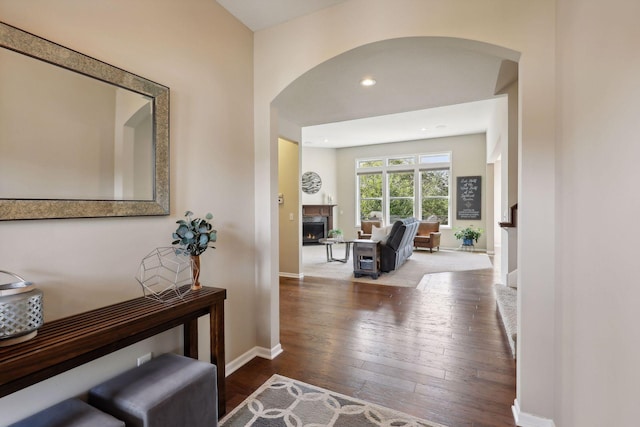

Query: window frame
[356,171,384,222]
[356,152,452,227]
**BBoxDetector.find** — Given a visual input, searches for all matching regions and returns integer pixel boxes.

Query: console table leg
[210,301,226,417]
[184,318,198,359]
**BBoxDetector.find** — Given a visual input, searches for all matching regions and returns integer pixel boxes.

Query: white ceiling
[216,1,514,149]
[302,98,504,148]
[216,0,347,31]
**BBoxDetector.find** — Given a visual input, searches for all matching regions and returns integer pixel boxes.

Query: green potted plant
[172,211,217,290]
[454,225,483,246]
[327,229,343,240]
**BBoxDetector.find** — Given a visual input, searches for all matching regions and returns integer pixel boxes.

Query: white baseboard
[256,343,283,360]
[440,246,487,253]
[279,272,303,279]
[225,344,284,377]
[512,399,556,427]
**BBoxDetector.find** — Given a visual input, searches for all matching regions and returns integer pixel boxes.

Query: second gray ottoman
[9,398,124,427]
[88,353,217,427]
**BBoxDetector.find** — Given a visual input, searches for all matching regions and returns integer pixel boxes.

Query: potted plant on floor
[454,225,483,246]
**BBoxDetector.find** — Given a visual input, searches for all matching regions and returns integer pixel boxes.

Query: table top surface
[318,238,353,244]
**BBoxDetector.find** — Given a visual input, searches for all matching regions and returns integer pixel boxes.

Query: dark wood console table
[0,286,227,417]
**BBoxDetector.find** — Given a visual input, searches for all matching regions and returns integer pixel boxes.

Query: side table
[318,238,353,263]
[352,239,381,279]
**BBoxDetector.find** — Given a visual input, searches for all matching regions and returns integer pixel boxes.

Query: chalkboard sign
[456,176,481,220]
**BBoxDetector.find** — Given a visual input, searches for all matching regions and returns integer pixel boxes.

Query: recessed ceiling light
[360,77,376,87]
[420,127,428,131]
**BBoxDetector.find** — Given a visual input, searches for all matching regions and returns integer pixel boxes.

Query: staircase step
[493,284,517,358]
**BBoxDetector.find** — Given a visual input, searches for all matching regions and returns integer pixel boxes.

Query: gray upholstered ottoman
[9,398,125,427]
[88,353,217,427]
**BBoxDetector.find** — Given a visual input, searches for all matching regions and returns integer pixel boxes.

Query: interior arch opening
[272,35,519,283]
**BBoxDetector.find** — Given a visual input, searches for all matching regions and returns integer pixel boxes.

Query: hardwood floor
[225,254,516,427]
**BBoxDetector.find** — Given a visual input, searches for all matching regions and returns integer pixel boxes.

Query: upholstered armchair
[413,221,441,252]
[357,220,382,239]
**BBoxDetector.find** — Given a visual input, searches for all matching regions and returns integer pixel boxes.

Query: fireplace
[303,216,327,245]
[302,204,335,245]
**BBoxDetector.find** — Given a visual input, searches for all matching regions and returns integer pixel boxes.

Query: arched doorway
[272,36,518,284]
[254,6,557,418]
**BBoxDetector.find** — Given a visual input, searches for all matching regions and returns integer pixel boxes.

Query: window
[421,169,449,225]
[358,159,383,168]
[420,153,450,164]
[387,156,415,166]
[358,173,382,220]
[356,153,451,225]
[389,171,414,222]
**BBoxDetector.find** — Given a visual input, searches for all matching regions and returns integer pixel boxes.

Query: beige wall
[0,1,254,423]
[300,148,340,239]
[299,135,491,256]
[336,134,489,249]
[278,138,300,276]
[301,147,339,209]
[556,1,640,425]
[10,1,640,425]
[254,0,556,423]
[486,83,517,281]
[278,146,339,278]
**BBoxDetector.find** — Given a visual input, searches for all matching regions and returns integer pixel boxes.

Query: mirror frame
[0,21,169,220]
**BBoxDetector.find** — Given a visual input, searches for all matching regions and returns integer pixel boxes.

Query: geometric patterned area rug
[220,374,448,427]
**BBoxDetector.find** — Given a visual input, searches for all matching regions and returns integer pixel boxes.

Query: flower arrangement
[172,211,217,256]
[453,225,483,243]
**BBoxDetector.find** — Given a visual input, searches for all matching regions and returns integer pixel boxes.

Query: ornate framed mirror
[0,22,169,220]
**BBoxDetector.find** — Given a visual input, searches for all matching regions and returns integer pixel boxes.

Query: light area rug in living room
[220,374,447,427]
[302,244,493,288]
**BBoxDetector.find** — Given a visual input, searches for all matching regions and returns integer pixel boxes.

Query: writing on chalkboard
[456,176,481,220]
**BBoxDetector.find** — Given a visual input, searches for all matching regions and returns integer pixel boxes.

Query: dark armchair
[379,217,420,272]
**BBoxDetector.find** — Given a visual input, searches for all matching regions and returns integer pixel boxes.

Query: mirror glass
[0,22,169,220]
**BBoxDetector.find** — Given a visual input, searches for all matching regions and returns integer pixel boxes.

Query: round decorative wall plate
[301,171,322,194]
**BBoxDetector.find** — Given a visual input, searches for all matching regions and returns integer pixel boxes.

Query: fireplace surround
[302,205,335,245]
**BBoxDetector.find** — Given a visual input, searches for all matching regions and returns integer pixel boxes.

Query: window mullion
[383,172,389,224]
[415,167,421,220]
